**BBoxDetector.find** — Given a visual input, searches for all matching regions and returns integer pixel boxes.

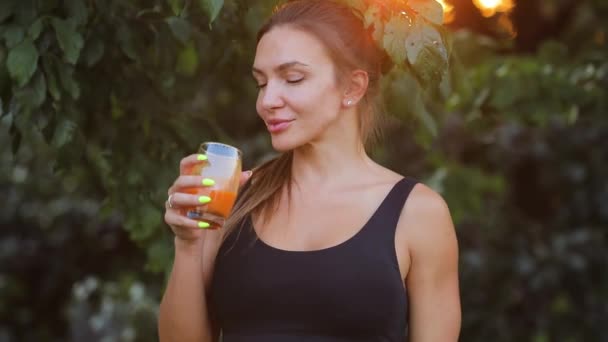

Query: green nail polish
[202,178,215,186]
[198,221,210,229]
[197,154,207,161]
[198,196,211,204]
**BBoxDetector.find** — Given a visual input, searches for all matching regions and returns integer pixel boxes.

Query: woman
[159,0,461,341]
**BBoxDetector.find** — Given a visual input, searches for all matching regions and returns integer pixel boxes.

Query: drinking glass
[185,142,242,228]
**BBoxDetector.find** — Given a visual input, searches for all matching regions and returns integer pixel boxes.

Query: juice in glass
[185,142,242,228]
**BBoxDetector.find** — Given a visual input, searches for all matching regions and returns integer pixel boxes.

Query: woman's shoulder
[396,177,456,253]
[373,165,455,243]
[404,181,450,218]
[374,163,447,216]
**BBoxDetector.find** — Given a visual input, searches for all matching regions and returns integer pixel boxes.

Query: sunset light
[472,0,515,17]
[436,0,455,23]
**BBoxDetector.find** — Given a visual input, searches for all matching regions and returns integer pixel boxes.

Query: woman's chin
[270,135,301,152]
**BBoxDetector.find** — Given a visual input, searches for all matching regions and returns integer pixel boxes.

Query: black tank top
[210,177,418,341]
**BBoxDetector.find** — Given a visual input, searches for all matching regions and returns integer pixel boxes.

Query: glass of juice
[185,142,242,228]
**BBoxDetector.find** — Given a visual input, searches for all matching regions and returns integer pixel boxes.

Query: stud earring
[346,100,353,106]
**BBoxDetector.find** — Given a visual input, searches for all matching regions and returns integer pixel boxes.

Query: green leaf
[418,107,438,137]
[411,43,448,87]
[198,0,224,24]
[404,19,444,66]
[52,119,77,148]
[131,204,162,241]
[3,25,25,48]
[51,17,84,65]
[0,112,10,132]
[146,239,173,274]
[14,70,46,108]
[86,145,112,183]
[28,18,44,40]
[404,19,448,87]
[136,6,163,19]
[6,38,39,87]
[168,0,185,16]
[83,37,105,67]
[126,169,143,186]
[56,61,80,99]
[363,5,384,42]
[165,17,191,44]
[32,71,47,107]
[64,0,89,27]
[567,105,579,125]
[42,58,61,101]
[408,0,444,25]
[176,42,199,76]
[382,16,409,64]
[363,4,381,29]
[472,87,490,109]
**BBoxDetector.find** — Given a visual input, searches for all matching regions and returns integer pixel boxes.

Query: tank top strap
[361,177,419,242]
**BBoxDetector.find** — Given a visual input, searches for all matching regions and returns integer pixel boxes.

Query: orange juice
[185,188,237,219]
[184,143,242,227]
[207,190,238,218]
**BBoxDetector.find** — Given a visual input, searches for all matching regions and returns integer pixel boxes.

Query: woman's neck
[291,137,374,190]
[288,107,384,190]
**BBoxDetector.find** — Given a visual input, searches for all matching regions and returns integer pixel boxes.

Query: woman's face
[252,26,346,152]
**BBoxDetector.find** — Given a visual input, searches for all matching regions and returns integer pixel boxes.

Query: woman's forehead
[253,26,333,72]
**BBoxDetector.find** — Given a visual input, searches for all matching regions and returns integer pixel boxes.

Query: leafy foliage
[6,39,39,87]
[0,0,607,341]
[346,0,450,88]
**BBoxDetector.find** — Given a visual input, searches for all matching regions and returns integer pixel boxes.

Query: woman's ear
[342,69,369,107]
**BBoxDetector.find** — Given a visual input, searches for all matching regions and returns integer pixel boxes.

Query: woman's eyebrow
[252,61,310,75]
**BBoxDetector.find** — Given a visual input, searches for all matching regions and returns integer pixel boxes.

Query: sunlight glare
[436,0,455,23]
[472,0,515,17]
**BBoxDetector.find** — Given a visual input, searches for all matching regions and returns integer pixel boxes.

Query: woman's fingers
[179,154,208,175]
[168,192,212,209]
[179,152,251,187]
[171,170,251,193]
[164,210,213,233]
[240,170,253,186]
[164,209,199,230]
[168,175,216,195]
[165,153,235,237]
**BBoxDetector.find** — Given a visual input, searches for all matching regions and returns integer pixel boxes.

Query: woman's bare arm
[159,237,209,342]
[402,184,461,341]
[158,162,252,342]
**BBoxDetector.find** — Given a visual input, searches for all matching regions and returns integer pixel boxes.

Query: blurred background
[0,0,607,341]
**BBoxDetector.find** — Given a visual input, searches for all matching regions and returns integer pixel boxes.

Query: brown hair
[222,0,391,239]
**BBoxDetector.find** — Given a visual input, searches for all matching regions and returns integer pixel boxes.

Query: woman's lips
[266,119,294,133]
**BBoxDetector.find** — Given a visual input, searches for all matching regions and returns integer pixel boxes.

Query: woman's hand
[164,154,252,247]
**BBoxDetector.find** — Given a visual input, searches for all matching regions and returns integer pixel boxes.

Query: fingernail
[198,196,211,204]
[202,178,215,186]
[198,221,210,229]
[246,170,253,178]
[197,154,207,161]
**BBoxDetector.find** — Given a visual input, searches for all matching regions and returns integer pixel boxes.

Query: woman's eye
[286,78,304,84]
[256,83,267,89]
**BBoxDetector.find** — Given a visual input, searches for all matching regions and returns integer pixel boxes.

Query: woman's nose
[260,81,285,110]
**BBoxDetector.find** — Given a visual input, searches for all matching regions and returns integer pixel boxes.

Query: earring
[346,99,353,106]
